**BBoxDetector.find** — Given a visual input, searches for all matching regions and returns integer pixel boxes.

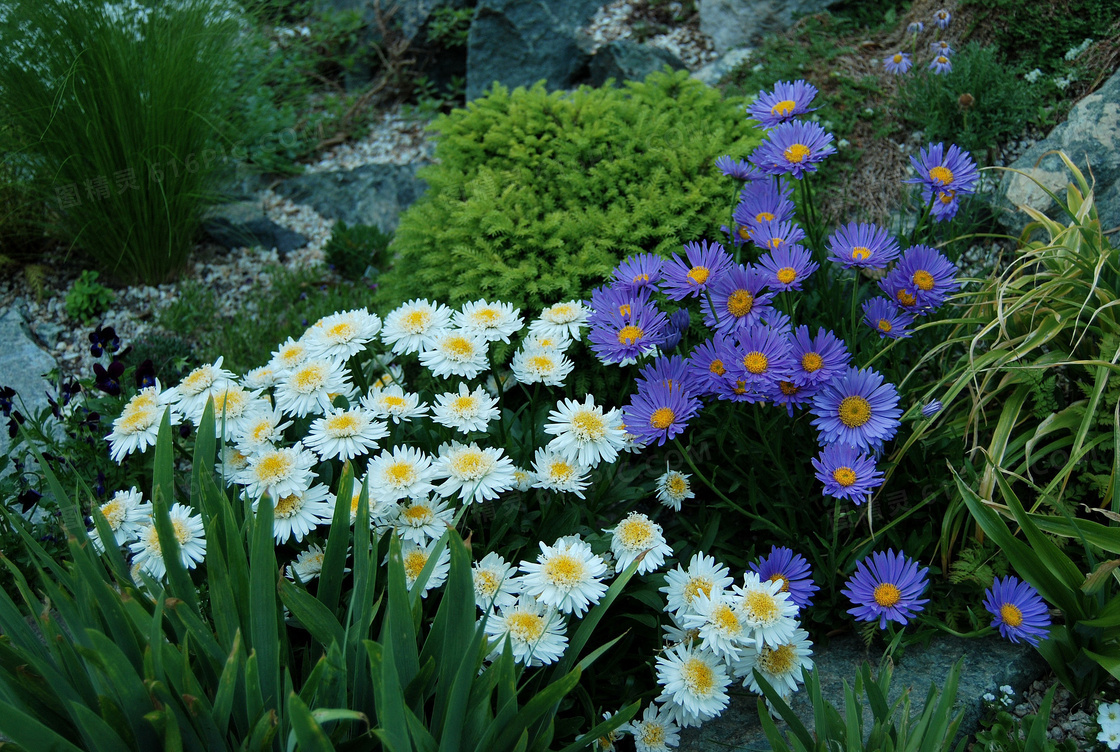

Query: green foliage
[974,687,1075,752]
[962,0,1120,72]
[324,221,392,280]
[897,44,1040,161]
[0,0,244,283]
[379,69,764,314]
[65,271,114,324]
[756,660,966,752]
[426,6,473,48]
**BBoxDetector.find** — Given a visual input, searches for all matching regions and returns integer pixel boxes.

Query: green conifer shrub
[377,69,764,314]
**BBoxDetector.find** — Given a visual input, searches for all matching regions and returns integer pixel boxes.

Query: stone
[698,0,841,55]
[585,39,686,87]
[466,0,603,101]
[678,634,1047,751]
[998,68,1120,236]
[202,201,308,257]
[692,47,753,87]
[273,163,427,232]
[0,307,59,480]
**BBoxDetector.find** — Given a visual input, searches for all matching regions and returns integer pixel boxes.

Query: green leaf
[382,535,420,690]
[555,701,639,752]
[286,692,338,752]
[318,462,356,614]
[279,578,345,650]
[191,398,217,525]
[365,640,410,752]
[249,495,281,718]
[0,699,86,752]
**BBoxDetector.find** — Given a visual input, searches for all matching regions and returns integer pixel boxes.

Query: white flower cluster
[1100,701,1120,749]
[1065,38,1094,61]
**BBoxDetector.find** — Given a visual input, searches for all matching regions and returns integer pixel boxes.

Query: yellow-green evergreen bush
[378,69,764,314]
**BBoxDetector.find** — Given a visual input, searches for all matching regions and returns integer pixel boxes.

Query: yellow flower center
[617,517,655,549]
[743,352,769,374]
[546,304,576,322]
[681,657,715,695]
[768,573,790,592]
[279,344,304,364]
[181,367,212,393]
[743,590,780,622]
[543,553,584,588]
[256,453,293,483]
[727,289,754,318]
[801,352,823,372]
[632,273,649,283]
[99,501,125,529]
[638,724,666,746]
[873,582,901,607]
[667,474,688,496]
[838,396,872,428]
[758,644,796,676]
[402,503,433,525]
[119,409,157,434]
[733,380,748,395]
[528,354,554,372]
[475,569,499,595]
[649,406,676,430]
[770,237,784,249]
[711,603,740,633]
[404,550,428,581]
[770,99,797,116]
[878,319,893,333]
[1000,603,1024,628]
[936,55,949,64]
[617,325,644,345]
[570,410,606,440]
[548,459,575,482]
[683,577,712,605]
[738,226,751,240]
[473,308,501,326]
[326,413,360,436]
[327,321,354,341]
[386,461,418,486]
[777,267,797,284]
[913,270,935,291]
[382,395,407,408]
[939,190,955,204]
[893,53,903,63]
[450,450,488,478]
[451,396,477,414]
[443,336,474,359]
[618,303,632,318]
[709,359,726,376]
[294,363,326,393]
[756,211,775,223]
[274,494,302,519]
[779,381,799,396]
[687,266,710,285]
[851,246,871,261]
[833,467,857,486]
[929,165,954,185]
[896,289,916,307]
[402,310,430,333]
[507,611,545,642]
[784,143,811,163]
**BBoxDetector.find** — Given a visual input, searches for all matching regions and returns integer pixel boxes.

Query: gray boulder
[679,634,1046,751]
[698,0,841,55]
[202,201,309,257]
[998,68,1120,236]
[274,162,427,232]
[466,0,603,101]
[586,39,686,88]
[693,47,754,87]
[0,308,59,480]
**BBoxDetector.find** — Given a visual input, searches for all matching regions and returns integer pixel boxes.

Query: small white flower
[1099,701,1120,728]
[733,572,799,650]
[619,703,680,752]
[655,466,694,512]
[530,447,590,498]
[982,692,996,702]
[520,329,572,353]
[381,299,454,355]
[430,382,499,434]
[1100,728,1120,751]
[519,536,609,617]
[273,357,354,418]
[655,643,730,728]
[732,626,814,696]
[235,405,292,455]
[338,475,399,528]
[454,299,523,343]
[369,363,405,390]
[393,496,454,545]
[661,552,734,615]
[472,551,520,612]
[361,384,428,424]
[483,370,518,399]
[171,356,236,419]
[302,308,381,361]
[431,441,516,504]
[367,445,436,501]
[218,446,251,486]
[304,407,388,461]
[235,443,317,501]
[419,329,489,379]
[129,503,206,581]
[607,512,672,574]
[544,395,627,468]
[1024,68,1043,84]
[254,483,334,544]
[999,685,1014,696]
[204,383,262,440]
[401,539,450,597]
[269,337,309,372]
[287,543,327,582]
[88,487,151,553]
[679,588,746,661]
[512,467,534,491]
[243,365,279,390]
[106,405,164,463]
[511,346,575,386]
[483,595,568,666]
[530,300,588,341]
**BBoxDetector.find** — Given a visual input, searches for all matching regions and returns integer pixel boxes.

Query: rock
[997,68,1120,236]
[586,39,686,87]
[678,634,1047,751]
[202,201,309,257]
[274,163,427,233]
[0,307,59,480]
[692,47,753,87]
[466,0,604,101]
[698,0,841,54]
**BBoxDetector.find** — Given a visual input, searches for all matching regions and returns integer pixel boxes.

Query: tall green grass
[0,0,244,283]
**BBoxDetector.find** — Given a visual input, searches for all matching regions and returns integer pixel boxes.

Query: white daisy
[360,384,428,424]
[369,363,405,390]
[106,404,164,463]
[339,476,400,529]
[733,572,799,650]
[661,552,735,615]
[544,395,627,468]
[234,443,317,501]
[269,337,309,372]
[129,503,207,581]
[662,611,702,649]
[401,539,451,597]
[607,512,672,574]
[483,595,568,666]
[302,308,381,361]
[88,487,151,553]
[619,703,680,752]
[171,357,237,419]
[472,551,520,612]
[731,626,813,697]
[519,536,608,617]
[432,441,516,504]
[381,298,454,355]
[592,710,623,752]
[655,643,730,728]
[655,467,694,512]
[678,588,747,662]
[205,383,263,440]
[304,407,388,461]
[286,543,327,582]
[530,300,589,341]
[235,404,292,456]
[454,298,523,343]
[510,346,574,387]
[273,357,354,418]
[430,382,499,434]
[1099,729,1120,751]
[1100,702,1120,729]
[418,329,489,380]
[530,447,590,498]
[254,483,334,544]
[218,446,251,487]
[513,467,534,491]
[393,496,454,545]
[520,329,572,353]
[366,445,436,501]
[243,365,279,390]
[483,370,518,399]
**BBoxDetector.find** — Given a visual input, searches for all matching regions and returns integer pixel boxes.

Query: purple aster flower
[757,245,819,291]
[622,380,702,446]
[842,549,929,628]
[811,443,885,505]
[637,354,693,394]
[933,9,951,29]
[811,366,902,451]
[612,253,664,294]
[929,55,952,74]
[663,308,691,350]
[715,155,761,182]
[788,326,850,387]
[883,52,912,74]
[702,264,774,335]
[767,378,820,417]
[878,266,923,315]
[750,218,806,253]
[588,297,668,366]
[750,121,836,180]
[731,177,796,247]
[983,576,1051,647]
[930,40,954,56]
[907,21,924,34]
[588,283,654,321]
[728,324,794,389]
[862,298,916,339]
[921,400,943,417]
[761,310,794,337]
[747,79,819,127]
[826,222,901,269]
[751,546,819,610]
[713,375,757,403]
[660,240,734,300]
[930,188,962,221]
[687,336,734,396]
[906,143,979,203]
[884,244,960,313]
